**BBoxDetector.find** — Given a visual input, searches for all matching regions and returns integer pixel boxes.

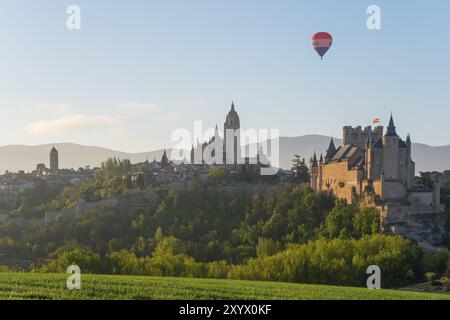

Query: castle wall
[378,203,446,248]
[372,148,383,179]
[321,161,362,203]
[381,180,407,199]
[408,192,434,207]
[372,179,383,196]
[343,126,383,149]
[382,136,400,180]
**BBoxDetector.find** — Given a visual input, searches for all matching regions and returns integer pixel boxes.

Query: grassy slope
[0,273,449,300]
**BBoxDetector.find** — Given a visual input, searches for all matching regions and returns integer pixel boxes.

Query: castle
[310,115,446,248]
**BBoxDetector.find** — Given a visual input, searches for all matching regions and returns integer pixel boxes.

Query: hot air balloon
[311,32,333,60]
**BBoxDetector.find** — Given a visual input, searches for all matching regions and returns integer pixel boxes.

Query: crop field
[0,273,449,300]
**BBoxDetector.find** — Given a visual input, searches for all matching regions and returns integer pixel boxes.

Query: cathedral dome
[225,102,240,129]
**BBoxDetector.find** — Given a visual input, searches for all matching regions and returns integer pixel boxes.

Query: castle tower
[324,137,336,163]
[223,102,240,164]
[382,114,400,180]
[406,134,413,189]
[49,144,59,173]
[365,135,374,180]
[318,154,323,191]
[310,152,319,190]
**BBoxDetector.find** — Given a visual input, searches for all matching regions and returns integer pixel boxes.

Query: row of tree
[41,234,448,288]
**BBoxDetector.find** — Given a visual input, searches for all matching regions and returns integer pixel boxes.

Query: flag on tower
[372,118,380,124]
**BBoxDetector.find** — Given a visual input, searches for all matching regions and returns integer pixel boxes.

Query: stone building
[310,115,446,247]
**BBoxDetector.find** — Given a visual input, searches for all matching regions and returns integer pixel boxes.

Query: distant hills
[0,135,449,173]
[0,144,168,173]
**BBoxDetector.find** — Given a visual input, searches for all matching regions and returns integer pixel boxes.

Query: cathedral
[310,115,446,247]
[190,102,264,165]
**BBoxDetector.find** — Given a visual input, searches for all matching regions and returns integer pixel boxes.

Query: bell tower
[49,144,59,173]
[223,102,241,164]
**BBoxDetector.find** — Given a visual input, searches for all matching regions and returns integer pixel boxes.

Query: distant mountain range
[0,135,449,173]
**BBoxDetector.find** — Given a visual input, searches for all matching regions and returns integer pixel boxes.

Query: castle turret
[324,138,336,163]
[311,152,318,167]
[365,135,374,180]
[406,133,413,188]
[385,114,397,137]
[382,114,400,180]
[310,152,319,190]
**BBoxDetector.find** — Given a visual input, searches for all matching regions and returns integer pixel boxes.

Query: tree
[291,155,309,183]
[256,238,281,257]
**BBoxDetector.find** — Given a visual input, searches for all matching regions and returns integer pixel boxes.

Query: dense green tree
[291,155,309,183]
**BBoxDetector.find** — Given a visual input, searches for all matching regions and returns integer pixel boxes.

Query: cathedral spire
[385,113,398,136]
[161,149,169,166]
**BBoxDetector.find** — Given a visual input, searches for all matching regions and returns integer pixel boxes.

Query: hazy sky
[1,0,449,152]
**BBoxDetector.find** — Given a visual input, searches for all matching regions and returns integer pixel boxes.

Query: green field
[0,273,449,300]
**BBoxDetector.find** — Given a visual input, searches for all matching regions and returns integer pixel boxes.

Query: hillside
[0,273,449,300]
[1,136,449,173]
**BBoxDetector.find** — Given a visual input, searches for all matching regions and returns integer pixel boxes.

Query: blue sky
[1,0,449,151]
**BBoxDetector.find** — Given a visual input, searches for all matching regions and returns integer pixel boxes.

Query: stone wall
[378,204,446,250]
[45,198,119,225]
[381,180,407,199]
[321,161,362,203]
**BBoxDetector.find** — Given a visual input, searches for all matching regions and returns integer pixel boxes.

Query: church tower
[49,144,59,173]
[223,102,240,164]
[160,149,169,167]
